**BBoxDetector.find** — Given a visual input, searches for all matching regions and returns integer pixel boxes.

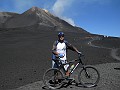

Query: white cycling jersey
[56,42,67,60]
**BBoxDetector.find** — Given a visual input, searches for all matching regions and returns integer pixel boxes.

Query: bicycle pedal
[69,79,76,84]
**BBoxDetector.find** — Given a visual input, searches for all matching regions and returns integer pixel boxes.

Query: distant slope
[0,12,19,28]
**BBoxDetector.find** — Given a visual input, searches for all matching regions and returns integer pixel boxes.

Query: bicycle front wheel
[78,66,100,87]
[43,68,64,89]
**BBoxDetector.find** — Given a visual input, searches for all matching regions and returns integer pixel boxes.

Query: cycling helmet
[58,32,64,37]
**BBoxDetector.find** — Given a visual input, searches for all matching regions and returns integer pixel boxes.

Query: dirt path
[111,48,120,61]
[88,37,120,61]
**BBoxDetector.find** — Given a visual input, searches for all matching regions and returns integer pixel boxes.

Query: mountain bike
[43,54,100,89]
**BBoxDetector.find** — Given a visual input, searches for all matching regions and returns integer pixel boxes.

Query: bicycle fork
[83,67,91,79]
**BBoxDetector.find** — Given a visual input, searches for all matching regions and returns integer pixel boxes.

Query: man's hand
[58,53,64,58]
[78,51,84,57]
[77,51,82,54]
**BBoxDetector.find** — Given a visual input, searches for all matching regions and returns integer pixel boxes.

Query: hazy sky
[0,0,120,37]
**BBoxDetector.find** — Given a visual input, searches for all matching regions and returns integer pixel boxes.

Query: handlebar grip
[78,53,84,57]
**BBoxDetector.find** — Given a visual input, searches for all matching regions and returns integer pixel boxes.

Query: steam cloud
[52,0,75,26]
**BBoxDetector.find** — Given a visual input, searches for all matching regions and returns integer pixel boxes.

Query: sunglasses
[58,35,64,37]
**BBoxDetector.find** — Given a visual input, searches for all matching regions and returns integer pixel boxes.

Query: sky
[0,0,120,37]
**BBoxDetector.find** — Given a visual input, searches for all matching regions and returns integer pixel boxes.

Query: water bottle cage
[70,65,74,71]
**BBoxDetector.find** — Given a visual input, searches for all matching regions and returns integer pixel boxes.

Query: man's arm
[52,41,58,55]
[66,41,80,53]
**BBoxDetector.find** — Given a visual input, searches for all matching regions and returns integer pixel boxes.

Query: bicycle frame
[53,54,84,76]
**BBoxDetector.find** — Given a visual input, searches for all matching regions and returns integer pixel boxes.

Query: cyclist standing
[52,32,81,76]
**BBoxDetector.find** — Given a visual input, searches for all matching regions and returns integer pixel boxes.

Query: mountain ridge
[0,7,89,33]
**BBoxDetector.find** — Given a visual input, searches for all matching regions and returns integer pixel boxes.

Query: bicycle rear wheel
[78,66,100,87]
[43,68,64,89]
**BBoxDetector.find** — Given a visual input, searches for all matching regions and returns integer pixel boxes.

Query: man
[52,32,81,76]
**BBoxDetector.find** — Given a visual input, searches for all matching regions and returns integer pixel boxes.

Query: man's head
[58,32,64,42]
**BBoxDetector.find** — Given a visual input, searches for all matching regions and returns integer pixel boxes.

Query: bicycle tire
[78,66,100,87]
[43,68,64,89]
